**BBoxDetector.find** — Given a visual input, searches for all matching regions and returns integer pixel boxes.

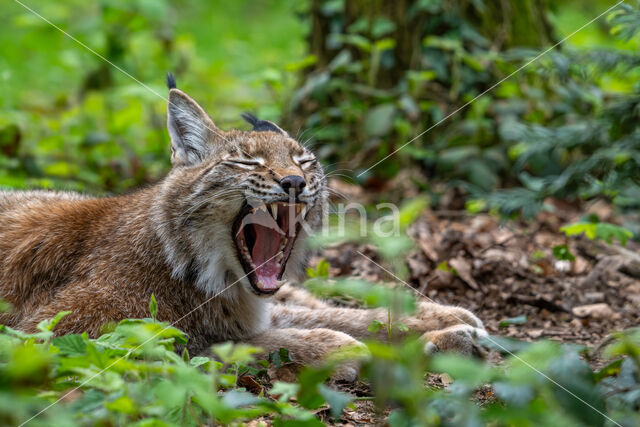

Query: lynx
[0,74,486,379]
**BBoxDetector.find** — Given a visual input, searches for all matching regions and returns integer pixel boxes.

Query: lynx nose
[280,175,306,196]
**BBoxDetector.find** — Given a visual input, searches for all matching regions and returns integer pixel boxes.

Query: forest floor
[299,183,640,425]
[318,203,639,350]
[247,180,640,425]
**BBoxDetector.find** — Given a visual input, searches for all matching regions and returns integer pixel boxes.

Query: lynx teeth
[270,203,278,220]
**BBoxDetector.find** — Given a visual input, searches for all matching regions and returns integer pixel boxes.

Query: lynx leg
[271,283,329,309]
[401,301,485,334]
[267,299,488,360]
[244,328,364,381]
[422,324,488,357]
[268,300,485,340]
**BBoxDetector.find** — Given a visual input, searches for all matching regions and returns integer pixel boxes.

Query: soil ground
[259,184,640,425]
[317,203,639,349]
[308,196,640,424]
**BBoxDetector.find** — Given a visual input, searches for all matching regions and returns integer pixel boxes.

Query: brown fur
[0,87,486,377]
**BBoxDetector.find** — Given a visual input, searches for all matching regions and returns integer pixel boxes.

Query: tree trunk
[306,0,554,75]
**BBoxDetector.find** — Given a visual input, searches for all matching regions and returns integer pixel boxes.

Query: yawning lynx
[0,74,486,378]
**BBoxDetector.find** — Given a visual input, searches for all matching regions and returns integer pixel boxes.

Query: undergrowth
[1,275,639,426]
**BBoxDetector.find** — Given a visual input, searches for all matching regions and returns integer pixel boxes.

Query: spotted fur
[0,86,485,374]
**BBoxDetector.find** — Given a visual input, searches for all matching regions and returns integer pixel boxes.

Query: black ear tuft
[240,112,259,127]
[166,72,177,90]
[241,112,287,134]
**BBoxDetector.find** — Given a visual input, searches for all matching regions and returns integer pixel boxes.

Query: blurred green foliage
[2,0,640,221]
[290,0,640,218]
[0,0,305,193]
[2,2,640,423]
[1,281,639,425]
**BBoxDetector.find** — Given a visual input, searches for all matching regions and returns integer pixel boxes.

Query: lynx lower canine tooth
[270,203,278,219]
[257,205,268,213]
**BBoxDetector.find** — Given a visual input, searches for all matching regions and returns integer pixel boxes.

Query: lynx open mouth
[233,202,307,295]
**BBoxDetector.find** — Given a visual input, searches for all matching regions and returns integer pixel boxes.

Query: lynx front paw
[330,361,360,382]
[422,324,488,358]
[409,301,485,331]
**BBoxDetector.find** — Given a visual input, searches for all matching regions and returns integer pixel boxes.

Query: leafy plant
[290,0,640,223]
[552,244,576,261]
[561,221,634,246]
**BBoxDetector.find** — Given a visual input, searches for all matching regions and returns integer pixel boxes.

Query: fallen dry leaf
[449,256,479,290]
[572,303,615,320]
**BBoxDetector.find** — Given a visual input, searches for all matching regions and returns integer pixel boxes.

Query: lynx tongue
[251,223,282,291]
[238,204,303,293]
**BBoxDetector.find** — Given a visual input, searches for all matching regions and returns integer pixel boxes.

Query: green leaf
[561,222,597,239]
[213,342,261,365]
[307,259,330,279]
[149,293,158,321]
[499,315,527,329]
[561,222,633,246]
[465,199,487,214]
[305,278,416,314]
[105,395,137,415]
[396,322,409,333]
[398,197,429,228]
[69,389,105,413]
[593,358,624,382]
[492,381,535,406]
[0,299,12,313]
[190,356,211,369]
[436,261,456,275]
[297,367,332,409]
[53,334,87,356]
[364,104,396,137]
[548,351,606,427]
[318,384,353,419]
[271,382,300,403]
[129,419,172,427]
[269,348,291,369]
[222,390,260,408]
[37,310,72,332]
[430,354,492,387]
[593,223,634,246]
[368,319,385,334]
[552,244,576,261]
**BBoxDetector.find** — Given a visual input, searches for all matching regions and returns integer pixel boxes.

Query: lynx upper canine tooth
[301,205,308,217]
[270,203,278,220]
[295,204,302,215]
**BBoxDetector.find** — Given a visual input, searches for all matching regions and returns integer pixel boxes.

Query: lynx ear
[167,88,220,166]
[241,112,289,136]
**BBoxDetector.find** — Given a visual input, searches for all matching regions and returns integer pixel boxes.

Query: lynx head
[153,74,326,298]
